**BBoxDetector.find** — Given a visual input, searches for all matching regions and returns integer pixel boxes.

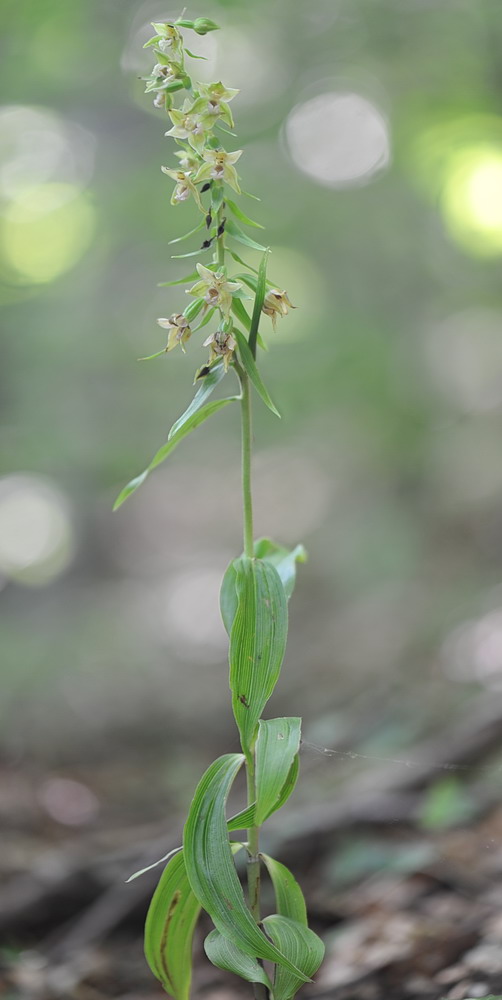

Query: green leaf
[229,557,288,753]
[138,348,168,361]
[144,849,201,1000]
[211,184,225,213]
[231,298,251,332]
[220,560,238,636]
[168,361,226,439]
[171,247,211,259]
[184,754,308,979]
[262,915,324,1000]
[254,718,301,825]
[158,270,198,287]
[204,930,273,991]
[113,396,238,509]
[227,754,299,832]
[226,249,260,274]
[169,219,206,245]
[184,48,208,59]
[248,250,269,358]
[253,539,307,601]
[261,855,307,925]
[225,218,268,252]
[233,328,280,417]
[127,845,181,883]
[225,198,264,229]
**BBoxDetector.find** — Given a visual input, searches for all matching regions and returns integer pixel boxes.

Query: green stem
[240,372,254,559]
[217,200,225,267]
[239,368,268,999]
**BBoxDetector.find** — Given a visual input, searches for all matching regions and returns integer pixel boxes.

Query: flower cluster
[142,17,295,376]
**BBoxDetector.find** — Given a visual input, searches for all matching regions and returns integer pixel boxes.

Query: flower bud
[193,18,220,34]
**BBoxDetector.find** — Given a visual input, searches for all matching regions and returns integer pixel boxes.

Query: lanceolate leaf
[254,718,301,825]
[261,855,307,926]
[183,754,308,979]
[248,249,269,358]
[158,270,198,287]
[144,849,201,1000]
[262,915,325,1000]
[227,754,299,832]
[204,930,273,991]
[113,396,238,509]
[225,198,264,229]
[225,217,268,252]
[254,538,307,601]
[168,361,226,439]
[231,298,252,331]
[220,559,238,636]
[169,218,206,245]
[233,328,280,417]
[229,557,288,753]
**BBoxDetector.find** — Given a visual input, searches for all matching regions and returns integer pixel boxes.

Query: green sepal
[233,327,280,417]
[226,198,264,229]
[225,217,268,252]
[229,557,288,753]
[262,915,324,1000]
[144,849,201,1000]
[183,754,308,978]
[204,930,273,991]
[254,718,302,825]
[254,538,307,601]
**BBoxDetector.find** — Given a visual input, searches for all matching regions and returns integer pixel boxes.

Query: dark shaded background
[2,1,502,996]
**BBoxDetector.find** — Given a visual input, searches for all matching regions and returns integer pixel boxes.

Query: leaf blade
[233,328,280,417]
[144,849,201,1000]
[254,718,302,825]
[168,361,226,439]
[204,930,273,991]
[225,217,268,251]
[229,557,288,753]
[261,854,307,926]
[183,754,308,978]
[253,539,307,601]
[263,915,324,1000]
[225,198,264,229]
[113,396,237,509]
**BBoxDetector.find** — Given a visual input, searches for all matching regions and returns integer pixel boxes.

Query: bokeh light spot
[0,475,74,586]
[441,148,502,256]
[1,182,95,284]
[284,92,391,188]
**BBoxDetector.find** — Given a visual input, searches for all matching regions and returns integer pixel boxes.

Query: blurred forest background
[3,0,502,997]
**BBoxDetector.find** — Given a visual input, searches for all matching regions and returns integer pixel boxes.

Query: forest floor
[2,697,502,1000]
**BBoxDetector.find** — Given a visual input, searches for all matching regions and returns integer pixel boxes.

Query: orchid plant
[115,15,324,1000]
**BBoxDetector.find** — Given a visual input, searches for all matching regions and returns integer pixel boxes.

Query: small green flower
[187,263,242,316]
[165,98,214,151]
[157,313,192,352]
[262,289,296,329]
[174,148,201,172]
[203,328,237,370]
[151,23,184,62]
[197,81,239,128]
[194,148,243,193]
[160,167,204,211]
